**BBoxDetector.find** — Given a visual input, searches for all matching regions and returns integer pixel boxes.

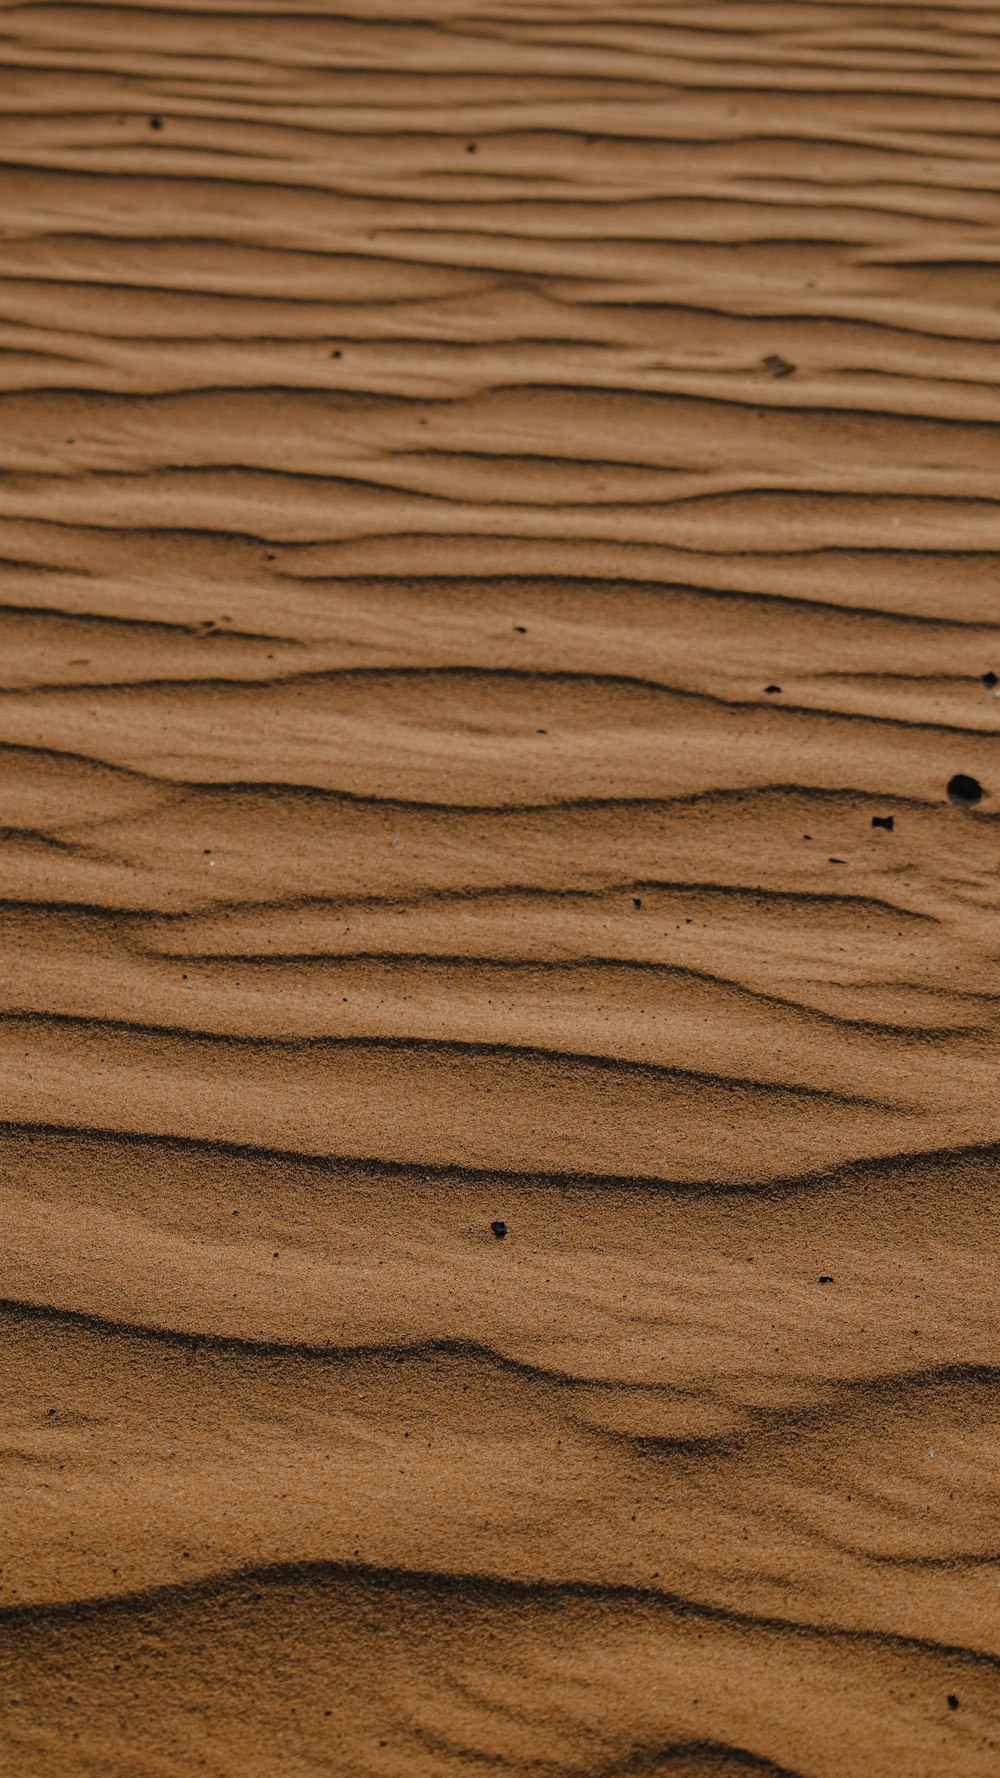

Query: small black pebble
[871,815,894,831]
[947,1694,959,1711]
[331,349,341,358]
[947,772,984,807]
[150,116,162,130]
[982,671,997,687]
[764,684,781,694]
[633,896,642,908]
[491,1220,507,1240]
[819,1275,834,1284]
[466,143,477,154]
[514,625,526,633]
[763,353,795,379]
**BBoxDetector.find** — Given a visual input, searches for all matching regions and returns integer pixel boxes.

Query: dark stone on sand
[947,773,984,807]
[491,1220,507,1240]
[871,815,894,830]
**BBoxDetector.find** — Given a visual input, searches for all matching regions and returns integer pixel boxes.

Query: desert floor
[0,2,998,1774]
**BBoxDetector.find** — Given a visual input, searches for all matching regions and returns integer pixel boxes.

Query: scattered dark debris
[764,684,781,694]
[819,1275,834,1284]
[803,834,812,840]
[536,728,547,734]
[948,1695,960,1711]
[514,625,526,633]
[947,773,984,807]
[871,815,894,831]
[491,1220,507,1240]
[982,671,997,688]
[331,349,341,358]
[763,353,795,379]
[633,896,642,908]
[828,856,845,864]
[150,116,162,130]
[466,143,477,153]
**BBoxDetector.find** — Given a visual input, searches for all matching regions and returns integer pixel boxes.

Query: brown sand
[1,2,999,1773]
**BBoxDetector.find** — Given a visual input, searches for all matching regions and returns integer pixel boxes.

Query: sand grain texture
[0,1,999,1773]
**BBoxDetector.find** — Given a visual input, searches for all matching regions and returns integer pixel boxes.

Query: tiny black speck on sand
[871,815,894,831]
[947,773,984,807]
[947,1694,959,1711]
[491,1220,508,1240]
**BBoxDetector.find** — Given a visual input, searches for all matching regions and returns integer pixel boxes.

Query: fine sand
[1,2,999,1774]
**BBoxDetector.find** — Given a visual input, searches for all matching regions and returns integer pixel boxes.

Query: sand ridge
[0,1,998,1773]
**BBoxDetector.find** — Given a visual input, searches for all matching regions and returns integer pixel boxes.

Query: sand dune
[1,2,998,1773]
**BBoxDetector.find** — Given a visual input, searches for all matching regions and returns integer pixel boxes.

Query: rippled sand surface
[1,3,999,1773]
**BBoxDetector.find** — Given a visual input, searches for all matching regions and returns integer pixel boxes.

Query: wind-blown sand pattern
[1,1,999,1773]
